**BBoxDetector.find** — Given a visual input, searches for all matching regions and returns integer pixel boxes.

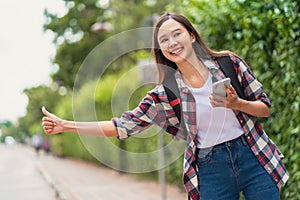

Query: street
[0,144,56,200]
[0,143,186,200]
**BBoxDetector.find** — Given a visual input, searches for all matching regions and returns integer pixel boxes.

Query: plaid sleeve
[111,86,180,140]
[112,88,161,139]
[231,55,271,107]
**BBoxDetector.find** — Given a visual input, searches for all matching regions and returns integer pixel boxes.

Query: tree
[44,0,178,90]
[19,85,62,137]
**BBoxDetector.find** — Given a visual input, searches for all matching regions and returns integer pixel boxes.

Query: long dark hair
[151,12,234,83]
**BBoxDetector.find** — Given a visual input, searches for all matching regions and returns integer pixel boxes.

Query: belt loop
[241,134,248,146]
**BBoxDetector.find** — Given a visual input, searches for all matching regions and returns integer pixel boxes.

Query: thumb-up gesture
[42,106,64,134]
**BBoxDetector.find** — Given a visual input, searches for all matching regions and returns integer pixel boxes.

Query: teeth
[171,48,182,54]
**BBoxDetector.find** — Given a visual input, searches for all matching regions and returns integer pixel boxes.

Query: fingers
[43,124,53,134]
[210,96,217,107]
[41,106,63,134]
[224,85,231,97]
[210,85,239,109]
[42,106,53,118]
[43,127,52,134]
[224,85,237,97]
[42,117,56,126]
[42,107,57,134]
[42,106,57,122]
[42,106,47,115]
[209,94,225,107]
[229,85,236,94]
[42,116,56,134]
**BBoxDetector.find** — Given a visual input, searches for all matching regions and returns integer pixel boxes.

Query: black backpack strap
[216,56,246,100]
[163,74,182,123]
[163,74,190,200]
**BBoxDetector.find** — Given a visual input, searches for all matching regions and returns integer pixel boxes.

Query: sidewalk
[35,150,187,200]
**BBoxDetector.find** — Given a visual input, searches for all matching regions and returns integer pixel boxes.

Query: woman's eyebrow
[158,28,182,41]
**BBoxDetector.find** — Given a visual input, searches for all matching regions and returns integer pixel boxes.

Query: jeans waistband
[214,134,248,149]
[196,134,248,158]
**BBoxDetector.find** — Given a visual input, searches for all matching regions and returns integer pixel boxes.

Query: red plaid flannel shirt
[112,55,289,199]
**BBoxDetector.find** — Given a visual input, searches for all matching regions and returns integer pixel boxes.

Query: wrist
[61,119,66,132]
[62,120,75,133]
[234,97,246,111]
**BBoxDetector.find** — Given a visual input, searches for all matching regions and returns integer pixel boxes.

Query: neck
[177,57,206,77]
[177,58,209,88]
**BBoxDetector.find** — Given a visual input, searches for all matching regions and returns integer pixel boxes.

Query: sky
[0,0,66,123]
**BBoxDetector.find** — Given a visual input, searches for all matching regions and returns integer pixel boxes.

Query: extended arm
[42,107,119,137]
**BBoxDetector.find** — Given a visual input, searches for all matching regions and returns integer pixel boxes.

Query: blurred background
[0,0,299,199]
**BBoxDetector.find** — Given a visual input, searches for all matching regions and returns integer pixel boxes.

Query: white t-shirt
[189,73,244,148]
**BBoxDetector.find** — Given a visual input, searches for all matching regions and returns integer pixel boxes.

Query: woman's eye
[174,32,181,37]
[160,38,168,43]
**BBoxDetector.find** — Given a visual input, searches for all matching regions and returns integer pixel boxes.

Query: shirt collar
[201,58,219,70]
[174,58,219,91]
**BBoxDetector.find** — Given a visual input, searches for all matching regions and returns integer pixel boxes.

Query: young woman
[42,13,289,200]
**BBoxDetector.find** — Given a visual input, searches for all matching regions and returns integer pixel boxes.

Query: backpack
[163,55,246,133]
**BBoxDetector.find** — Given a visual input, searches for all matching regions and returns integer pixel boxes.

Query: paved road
[0,143,56,200]
[0,143,187,200]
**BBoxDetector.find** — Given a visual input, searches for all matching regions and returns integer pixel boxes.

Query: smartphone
[212,78,231,98]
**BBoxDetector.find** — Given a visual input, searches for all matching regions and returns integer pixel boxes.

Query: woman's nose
[168,37,177,48]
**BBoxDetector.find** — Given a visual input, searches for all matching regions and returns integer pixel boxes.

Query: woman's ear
[191,33,196,43]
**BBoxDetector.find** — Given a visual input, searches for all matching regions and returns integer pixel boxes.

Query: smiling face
[157,19,196,66]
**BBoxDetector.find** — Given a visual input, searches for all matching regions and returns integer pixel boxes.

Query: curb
[37,163,71,200]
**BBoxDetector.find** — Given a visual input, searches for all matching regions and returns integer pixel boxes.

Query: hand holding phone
[212,78,231,98]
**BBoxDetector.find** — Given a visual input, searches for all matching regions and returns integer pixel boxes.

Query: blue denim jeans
[197,135,280,200]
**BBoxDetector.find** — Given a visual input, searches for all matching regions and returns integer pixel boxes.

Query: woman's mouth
[170,48,183,55]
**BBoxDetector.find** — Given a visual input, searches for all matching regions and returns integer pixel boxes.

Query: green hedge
[175,0,300,198]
